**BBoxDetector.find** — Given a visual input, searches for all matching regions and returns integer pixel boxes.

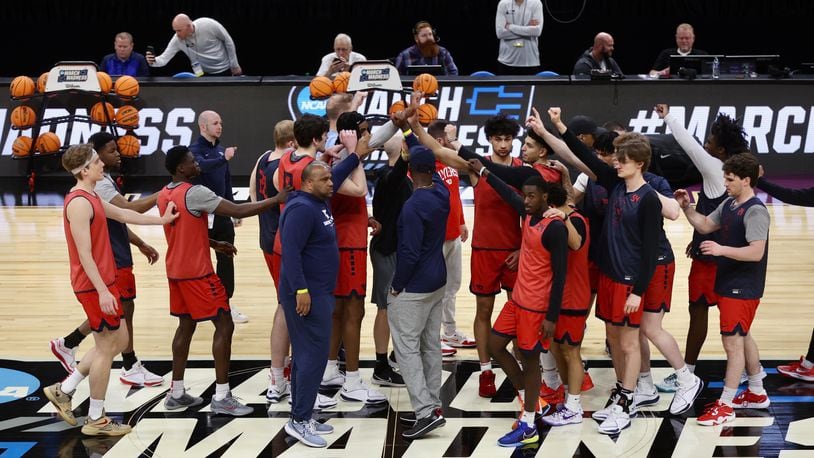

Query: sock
[61,370,85,394]
[325,360,338,374]
[480,362,492,372]
[521,410,535,425]
[345,370,360,385]
[88,398,105,421]
[213,383,230,401]
[617,387,634,413]
[121,351,137,371]
[675,365,694,385]
[63,328,86,349]
[170,380,185,399]
[721,386,738,406]
[565,393,581,412]
[687,363,696,373]
[748,372,765,394]
[517,389,525,404]
[802,359,814,370]
[540,350,561,388]
[270,366,285,387]
[638,371,655,390]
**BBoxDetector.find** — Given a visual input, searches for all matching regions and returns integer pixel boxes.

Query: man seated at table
[572,32,622,76]
[395,21,458,76]
[317,33,367,77]
[650,23,708,77]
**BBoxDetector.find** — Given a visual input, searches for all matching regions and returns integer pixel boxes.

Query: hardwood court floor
[0,204,812,362]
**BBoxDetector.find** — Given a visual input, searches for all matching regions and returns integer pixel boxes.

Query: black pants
[209,215,236,299]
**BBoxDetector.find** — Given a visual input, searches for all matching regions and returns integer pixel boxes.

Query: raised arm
[103,199,177,226]
[674,189,721,234]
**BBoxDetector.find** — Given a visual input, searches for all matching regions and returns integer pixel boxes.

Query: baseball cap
[568,115,599,136]
[408,145,436,169]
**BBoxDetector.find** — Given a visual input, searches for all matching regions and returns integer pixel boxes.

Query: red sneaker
[732,389,771,409]
[539,382,565,405]
[479,370,497,398]
[581,371,595,392]
[777,357,814,382]
[697,400,735,426]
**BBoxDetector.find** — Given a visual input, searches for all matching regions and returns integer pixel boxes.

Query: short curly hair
[484,114,520,139]
[710,114,749,157]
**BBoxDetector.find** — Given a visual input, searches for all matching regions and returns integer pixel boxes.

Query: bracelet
[402,129,413,137]
[296,288,308,294]
[479,166,487,176]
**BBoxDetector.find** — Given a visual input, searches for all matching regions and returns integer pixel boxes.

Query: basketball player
[248,120,295,404]
[675,153,771,425]
[44,144,178,436]
[158,145,288,416]
[50,132,163,388]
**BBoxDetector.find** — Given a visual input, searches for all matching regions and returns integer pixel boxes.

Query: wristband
[402,129,413,137]
[479,166,487,176]
[296,288,308,294]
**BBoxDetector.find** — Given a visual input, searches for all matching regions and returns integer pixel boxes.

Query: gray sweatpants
[441,237,463,335]
[388,288,445,419]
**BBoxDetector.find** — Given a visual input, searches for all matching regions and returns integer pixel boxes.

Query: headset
[412,20,440,43]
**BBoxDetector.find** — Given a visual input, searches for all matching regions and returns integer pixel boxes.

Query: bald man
[572,32,623,76]
[146,14,241,76]
[317,34,367,77]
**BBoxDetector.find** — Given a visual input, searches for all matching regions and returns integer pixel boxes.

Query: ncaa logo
[0,368,40,404]
[291,86,327,117]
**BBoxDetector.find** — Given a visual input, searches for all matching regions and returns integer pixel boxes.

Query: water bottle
[712,57,720,79]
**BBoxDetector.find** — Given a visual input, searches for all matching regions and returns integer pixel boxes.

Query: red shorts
[492,300,547,353]
[334,249,367,298]
[554,313,589,346]
[169,274,230,321]
[596,273,643,327]
[263,251,281,291]
[688,259,719,306]
[76,285,123,332]
[718,296,760,336]
[643,262,674,313]
[588,261,600,293]
[470,249,518,296]
[115,266,136,300]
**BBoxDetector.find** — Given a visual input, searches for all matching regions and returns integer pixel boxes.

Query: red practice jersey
[158,183,214,280]
[63,189,116,293]
[436,161,464,241]
[511,215,556,313]
[471,155,522,250]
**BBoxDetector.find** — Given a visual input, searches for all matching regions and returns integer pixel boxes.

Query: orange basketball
[115,105,140,128]
[12,136,33,157]
[412,73,438,96]
[332,72,351,93]
[10,76,35,98]
[417,103,438,126]
[90,102,115,124]
[97,71,113,93]
[10,106,36,129]
[114,75,139,98]
[309,76,333,99]
[37,72,49,93]
[117,135,141,157]
[35,132,61,154]
[389,100,407,117]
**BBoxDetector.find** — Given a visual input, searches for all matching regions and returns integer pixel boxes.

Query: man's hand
[224,147,237,161]
[355,131,373,159]
[673,189,691,209]
[549,159,570,178]
[444,124,458,143]
[406,91,423,128]
[548,107,562,125]
[99,289,118,316]
[273,185,290,205]
[232,217,242,228]
[138,243,159,265]
[541,319,555,340]
[231,66,243,76]
[699,240,724,257]
[624,293,642,315]
[329,58,346,75]
[146,51,155,65]
[296,291,311,316]
[351,91,368,111]
[468,158,488,176]
[320,144,344,162]
[654,104,669,119]
[339,129,358,154]
[758,164,765,178]
[161,201,179,224]
[543,207,566,220]
[460,224,468,242]
[505,250,520,271]
[368,216,382,236]
[525,107,545,135]
[212,240,238,257]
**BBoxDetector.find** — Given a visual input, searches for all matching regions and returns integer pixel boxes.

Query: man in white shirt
[317,34,366,77]
[495,0,543,75]
[146,13,242,76]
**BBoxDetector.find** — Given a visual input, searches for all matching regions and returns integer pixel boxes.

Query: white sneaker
[633,384,660,408]
[321,364,345,388]
[597,405,631,435]
[119,361,164,387]
[669,374,703,415]
[340,378,387,404]
[266,382,290,403]
[230,307,249,324]
[656,373,679,393]
[593,392,637,421]
[291,393,337,410]
[739,365,766,384]
[542,405,583,426]
[441,343,457,358]
[441,331,476,348]
[50,338,77,374]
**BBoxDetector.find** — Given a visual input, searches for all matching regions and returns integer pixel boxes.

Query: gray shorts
[370,247,396,309]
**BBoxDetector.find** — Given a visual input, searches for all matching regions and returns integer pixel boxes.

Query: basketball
[117,134,141,157]
[35,132,61,154]
[413,73,439,96]
[10,76,35,99]
[389,100,407,117]
[10,106,36,129]
[12,136,32,157]
[115,105,140,128]
[97,72,113,93]
[332,72,351,93]
[90,102,115,124]
[309,76,333,99]
[417,103,438,126]
[114,75,140,98]
[37,72,48,93]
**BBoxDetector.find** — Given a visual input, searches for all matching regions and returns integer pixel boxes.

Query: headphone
[412,20,440,43]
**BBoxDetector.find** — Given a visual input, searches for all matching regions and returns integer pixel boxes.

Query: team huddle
[42,92,774,449]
